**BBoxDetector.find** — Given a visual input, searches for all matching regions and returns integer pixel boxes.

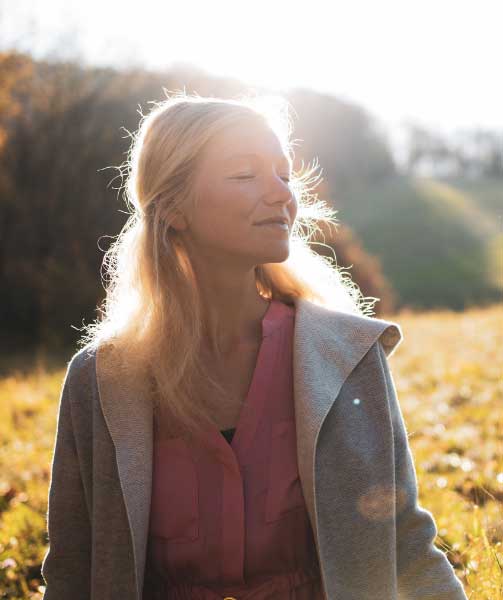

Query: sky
[2,0,502,159]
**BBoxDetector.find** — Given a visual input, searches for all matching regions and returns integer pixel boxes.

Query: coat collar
[95,296,402,599]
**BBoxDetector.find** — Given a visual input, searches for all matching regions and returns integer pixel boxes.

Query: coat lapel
[95,296,402,598]
[95,343,154,600]
[291,297,402,559]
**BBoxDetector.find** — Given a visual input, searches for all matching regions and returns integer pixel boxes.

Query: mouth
[254,222,289,232]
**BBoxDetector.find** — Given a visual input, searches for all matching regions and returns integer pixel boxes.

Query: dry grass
[384,302,503,598]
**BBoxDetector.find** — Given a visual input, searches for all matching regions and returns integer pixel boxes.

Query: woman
[41,94,468,599]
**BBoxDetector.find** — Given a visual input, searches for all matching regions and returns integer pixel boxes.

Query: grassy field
[0,304,502,598]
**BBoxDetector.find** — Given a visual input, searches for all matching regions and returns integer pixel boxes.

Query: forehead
[202,120,290,165]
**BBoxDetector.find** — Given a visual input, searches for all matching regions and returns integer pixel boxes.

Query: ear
[169,209,189,232]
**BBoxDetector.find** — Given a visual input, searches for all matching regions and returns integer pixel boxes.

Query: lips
[254,217,289,226]
[255,222,289,232]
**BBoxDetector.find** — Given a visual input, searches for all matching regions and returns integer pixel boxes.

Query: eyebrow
[223,152,291,165]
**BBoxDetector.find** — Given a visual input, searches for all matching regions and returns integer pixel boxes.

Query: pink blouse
[143,299,325,599]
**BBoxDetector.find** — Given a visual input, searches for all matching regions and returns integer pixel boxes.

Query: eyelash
[234,175,291,183]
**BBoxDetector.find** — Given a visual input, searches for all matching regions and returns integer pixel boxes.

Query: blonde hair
[79,91,377,451]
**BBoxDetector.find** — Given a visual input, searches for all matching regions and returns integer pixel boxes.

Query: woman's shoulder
[60,344,99,405]
[295,296,404,359]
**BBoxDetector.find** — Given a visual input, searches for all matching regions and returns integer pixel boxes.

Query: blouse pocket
[265,419,307,523]
[149,437,199,542]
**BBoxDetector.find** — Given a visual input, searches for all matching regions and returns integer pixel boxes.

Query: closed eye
[232,175,291,183]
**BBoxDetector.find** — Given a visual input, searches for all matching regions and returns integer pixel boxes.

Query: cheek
[203,185,254,224]
[190,194,252,244]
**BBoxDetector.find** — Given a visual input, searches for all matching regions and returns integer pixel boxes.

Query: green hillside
[334,174,502,310]
[441,175,503,219]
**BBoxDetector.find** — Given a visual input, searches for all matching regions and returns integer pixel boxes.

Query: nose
[264,172,294,206]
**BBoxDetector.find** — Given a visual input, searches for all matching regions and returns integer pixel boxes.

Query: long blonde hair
[79,91,377,447]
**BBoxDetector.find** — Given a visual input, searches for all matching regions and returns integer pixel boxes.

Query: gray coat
[41,296,468,599]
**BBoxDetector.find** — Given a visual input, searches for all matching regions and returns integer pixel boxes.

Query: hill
[334,174,502,310]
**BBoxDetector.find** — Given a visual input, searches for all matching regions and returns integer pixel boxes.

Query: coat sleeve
[41,356,92,599]
[377,341,468,600]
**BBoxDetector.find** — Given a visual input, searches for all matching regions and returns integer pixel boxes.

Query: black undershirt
[220,427,236,444]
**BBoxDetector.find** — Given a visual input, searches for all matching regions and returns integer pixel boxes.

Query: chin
[256,247,290,264]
